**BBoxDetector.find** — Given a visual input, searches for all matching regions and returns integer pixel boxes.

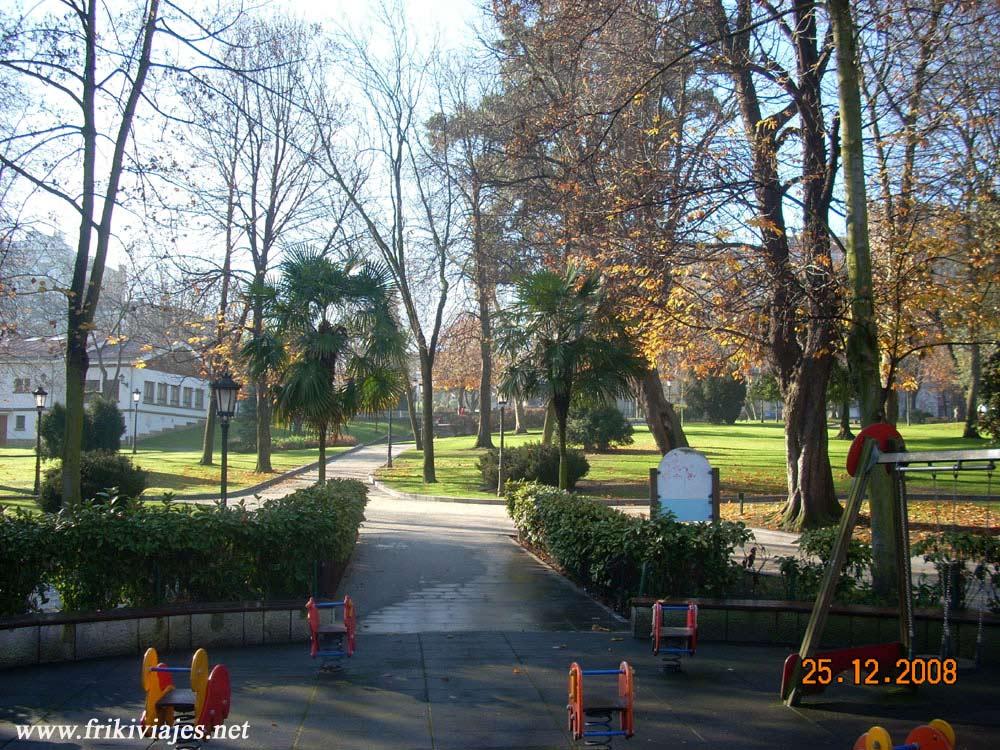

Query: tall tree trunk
[640,367,687,455]
[200,165,237,467]
[62,0,159,506]
[474,232,494,449]
[963,343,982,438]
[317,423,327,483]
[541,400,555,445]
[514,397,527,434]
[831,0,897,598]
[780,361,841,528]
[420,353,436,482]
[200,408,216,465]
[63,338,88,505]
[252,279,273,473]
[556,410,569,490]
[836,396,853,440]
[406,384,423,451]
[256,386,272,472]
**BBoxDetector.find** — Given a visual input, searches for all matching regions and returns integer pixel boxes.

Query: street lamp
[210,370,241,507]
[497,395,508,496]
[32,386,48,496]
[131,388,141,454]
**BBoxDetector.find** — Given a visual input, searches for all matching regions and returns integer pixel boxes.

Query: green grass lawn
[0,418,395,511]
[378,422,997,500]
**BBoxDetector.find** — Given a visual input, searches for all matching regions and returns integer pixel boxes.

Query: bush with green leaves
[913,531,1000,613]
[773,526,874,603]
[567,404,633,452]
[39,398,126,458]
[505,481,752,608]
[88,397,127,452]
[0,509,52,615]
[39,451,148,512]
[686,375,747,424]
[0,480,368,615]
[233,389,258,452]
[479,441,589,492]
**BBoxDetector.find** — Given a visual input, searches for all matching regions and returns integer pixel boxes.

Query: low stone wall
[0,600,329,670]
[631,598,1000,665]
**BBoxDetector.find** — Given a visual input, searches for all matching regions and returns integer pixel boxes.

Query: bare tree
[213,17,327,473]
[0,0,169,504]
[315,8,456,482]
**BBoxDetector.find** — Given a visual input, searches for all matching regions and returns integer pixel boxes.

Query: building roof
[0,335,204,378]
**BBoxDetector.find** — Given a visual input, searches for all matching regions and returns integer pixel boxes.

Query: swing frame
[782,440,999,707]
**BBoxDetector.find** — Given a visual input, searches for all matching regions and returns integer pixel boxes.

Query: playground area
[2,463,999,750]
[1,633,998,749]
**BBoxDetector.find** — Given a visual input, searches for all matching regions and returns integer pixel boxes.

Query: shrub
[479,441,589,491]
[1,479,368,615]
[88,397,126,452]
[39,398,127,458]
[233,391,258,452]
[39,402,69,459]
[913,532,1000,613]
[505,481,752,608]
[774,527,874,603]
[686,375,747,424]
[567,404,633,452]
[39,452,148,512]
[271,433,359,451]
[0,509,53,615]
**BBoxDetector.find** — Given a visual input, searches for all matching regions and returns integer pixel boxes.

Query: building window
[15,415,25,431]
[182,387,193,408]
[85,379,101,394]
[13,378,30,393]
[195,389,204,410]
[144,382,154,404]
[169,385,180,406]
[157,383,167,404]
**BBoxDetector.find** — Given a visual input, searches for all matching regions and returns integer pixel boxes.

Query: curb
[372,480,508,505]
[372,480,651,507]
[155,437,388,502]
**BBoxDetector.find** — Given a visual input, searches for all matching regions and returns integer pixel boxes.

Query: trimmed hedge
[506,481,752,608]
[0,480,367,616]
[479,441,589,491]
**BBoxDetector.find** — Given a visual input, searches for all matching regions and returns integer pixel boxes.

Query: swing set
[781,423,998,706]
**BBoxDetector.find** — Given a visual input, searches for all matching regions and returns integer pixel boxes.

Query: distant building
[0,336,209,446]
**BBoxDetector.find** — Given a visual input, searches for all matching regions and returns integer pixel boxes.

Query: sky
[13,0,486,272]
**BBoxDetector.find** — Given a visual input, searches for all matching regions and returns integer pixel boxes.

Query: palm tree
[496,264,647,489]
[244,247,405,482]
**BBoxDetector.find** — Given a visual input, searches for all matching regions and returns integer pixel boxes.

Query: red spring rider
[567,661,635,747]
[306,595,356,671]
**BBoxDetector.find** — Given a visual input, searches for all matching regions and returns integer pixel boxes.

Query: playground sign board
[651,448,719,522]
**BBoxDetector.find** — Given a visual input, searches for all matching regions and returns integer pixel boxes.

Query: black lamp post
[32,386,48,495]
[497,396,508,496]
[210,370,241,507]
[131,388,141,454]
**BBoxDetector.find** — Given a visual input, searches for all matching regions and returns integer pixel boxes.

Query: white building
[0,336,209,447]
